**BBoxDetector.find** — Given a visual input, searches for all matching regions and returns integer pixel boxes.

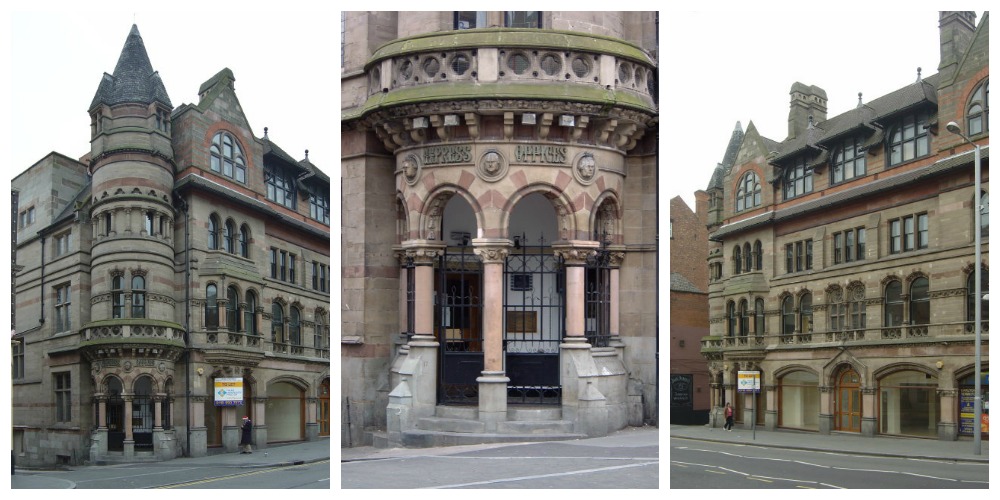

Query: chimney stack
[938,11,977,82]
[788,82,827,140]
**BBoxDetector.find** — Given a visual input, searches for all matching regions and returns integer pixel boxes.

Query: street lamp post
[945,121,983,456]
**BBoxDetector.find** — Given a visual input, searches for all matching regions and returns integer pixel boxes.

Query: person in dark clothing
[240,416,253,453]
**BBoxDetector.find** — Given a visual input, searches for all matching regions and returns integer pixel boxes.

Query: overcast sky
[663,9,986,210]
[6,8,336,179]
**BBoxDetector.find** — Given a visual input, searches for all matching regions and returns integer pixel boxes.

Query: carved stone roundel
[477,149,507,182]
[572,152,597,185]
[401,154,421,186]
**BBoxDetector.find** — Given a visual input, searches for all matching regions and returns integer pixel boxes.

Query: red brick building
[701,12,988,441]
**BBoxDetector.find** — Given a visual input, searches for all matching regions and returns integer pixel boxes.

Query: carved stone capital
[552,241,600,265]
[472,239,511,264]
[401,240,446,265]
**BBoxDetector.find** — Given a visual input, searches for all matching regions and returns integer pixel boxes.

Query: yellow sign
[214,377,244,406]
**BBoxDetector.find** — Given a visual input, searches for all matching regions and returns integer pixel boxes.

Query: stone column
[389,241,444,437]
[306,397,319,440]
[473,239,511,431]
[189,395,208,457]
[553,241,607,436]
[218,298,229,331]
[253,397,268,449]
[607,249,626,360]
[937,388,958,441]
[818,385,833,434]
[861,387,877,437]
[764,385,777,430]
[153,396,163,430]
[123,395,135,460]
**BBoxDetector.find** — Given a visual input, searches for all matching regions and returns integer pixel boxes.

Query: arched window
[848,284,866,330]
[909,277,930,326]
[781,296,795,335]
[966,268,989,330]
[208,214,220,250]
[245,291,258,335]
[226,286,239,332]
[887,111,930,166]
[743,242,752,272]
[967,79,988,136]
[131,275,146,318]
[884,280,903,327]
[831,135,866,184]
[289,307,301,346]
[738,299,749,337]
[210,131,247,183]
[112,275,125,319]
[754,240,763,271]
[727,301,736,337]
[224,220,236,253]
[239,224,251,258]
[314,310,328,349]
[800,293,813,333]
[205,284,218,329]
[755,298,765,335]
[734,246,742,274]
[829,288,845,332]
[736,171,761,212]
[271,304,284,343]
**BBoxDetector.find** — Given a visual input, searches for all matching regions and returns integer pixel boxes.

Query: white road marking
[420,460,658,488]
[73,467,202,484]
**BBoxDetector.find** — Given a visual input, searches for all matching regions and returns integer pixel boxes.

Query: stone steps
[400,405,583,448]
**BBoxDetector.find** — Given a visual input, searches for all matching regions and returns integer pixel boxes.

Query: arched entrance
[132,376,154,450]
[778,370,819,430]
[835,366,862,432]
[505,192,563,404]
[267,381,305,442]
[318,378,331,436]
[106,376,125,451]
[436,193,484,404]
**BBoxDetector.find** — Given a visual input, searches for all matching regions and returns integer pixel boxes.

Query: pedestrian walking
[724,402,734,431]
[240,416,253,454]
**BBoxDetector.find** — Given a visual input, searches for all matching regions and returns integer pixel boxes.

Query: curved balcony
[81,319,186,345]
[344,29,657,153]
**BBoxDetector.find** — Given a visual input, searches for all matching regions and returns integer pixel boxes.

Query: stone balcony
[701,320,989,354]
[344,28,657,154]
[81,319,186,345]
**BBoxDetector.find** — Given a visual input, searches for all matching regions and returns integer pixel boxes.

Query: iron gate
[437,246,484,404]
[107,392,124,451]
[504,236,563,404]
[585,241,613,347]
[132,394,154,450]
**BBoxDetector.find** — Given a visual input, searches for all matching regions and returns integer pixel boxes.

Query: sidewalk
[341,425,660,462]
[11,438,331,489]
[670,424,989,463]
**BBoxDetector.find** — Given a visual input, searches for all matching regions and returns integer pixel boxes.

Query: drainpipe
[38,236,46,326]
[175,194,192,456]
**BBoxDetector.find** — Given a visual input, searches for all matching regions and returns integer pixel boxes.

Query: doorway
[835,367,862,432]
[437,245,484,404]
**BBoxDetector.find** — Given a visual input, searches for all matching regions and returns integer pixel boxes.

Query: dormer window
[783,155,813,200]
[210,131,247,183]
[264,163,297,209]
[736,171,761,212]
[968,79,988,136]
[831,135,866,185]
[887,112,930,167]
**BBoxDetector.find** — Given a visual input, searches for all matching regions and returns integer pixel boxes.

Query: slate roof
[90,25,171,110]
[670,272,704,294]
[771,74,940,166]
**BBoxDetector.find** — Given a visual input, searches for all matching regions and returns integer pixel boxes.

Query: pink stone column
[402,242,444,338]
[124,396,134,441]
[553,242,599,340]
[608,250,625,337]
[472,243,509,372]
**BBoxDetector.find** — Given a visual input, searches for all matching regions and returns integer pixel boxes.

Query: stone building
[701,12,988,441]
[341,11,658,447]
[11,25,331,466]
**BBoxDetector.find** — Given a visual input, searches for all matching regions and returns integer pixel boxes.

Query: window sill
[341,336,363,345]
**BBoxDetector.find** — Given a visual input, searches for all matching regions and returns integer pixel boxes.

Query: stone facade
[701,12,989,441]
[12,25,331,467]
[342,11,658,447]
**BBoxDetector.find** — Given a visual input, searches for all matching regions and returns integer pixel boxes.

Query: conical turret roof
[89,24,171,110]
